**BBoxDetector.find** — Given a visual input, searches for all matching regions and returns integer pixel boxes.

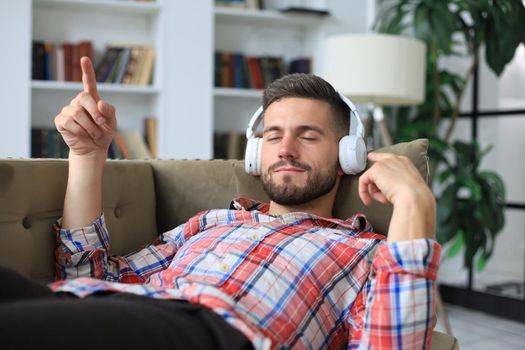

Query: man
[0,57,440,350]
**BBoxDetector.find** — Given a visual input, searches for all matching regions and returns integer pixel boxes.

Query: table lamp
[323,33,426,148]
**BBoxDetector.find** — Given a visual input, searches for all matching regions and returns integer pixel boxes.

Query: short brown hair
[262,73,350,139]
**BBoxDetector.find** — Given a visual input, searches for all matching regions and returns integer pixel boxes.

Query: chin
[275,173,306,185]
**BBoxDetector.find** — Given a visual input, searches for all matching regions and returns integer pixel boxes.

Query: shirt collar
[229,196,373,232]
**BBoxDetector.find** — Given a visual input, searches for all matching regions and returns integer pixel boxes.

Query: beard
[261,158,339,206]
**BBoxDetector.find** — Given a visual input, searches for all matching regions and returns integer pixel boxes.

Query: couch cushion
[150,159,269,234]
[151,138,429,235]
[0,159,157,282]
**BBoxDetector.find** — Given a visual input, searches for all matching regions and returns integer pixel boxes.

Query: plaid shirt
[51,197,441,350]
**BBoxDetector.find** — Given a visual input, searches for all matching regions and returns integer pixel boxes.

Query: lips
[268,160,311,174]
[274,166,305,173]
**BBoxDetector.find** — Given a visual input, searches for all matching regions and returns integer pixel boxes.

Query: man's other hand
[54,56,116,158]
[358,152,436,242]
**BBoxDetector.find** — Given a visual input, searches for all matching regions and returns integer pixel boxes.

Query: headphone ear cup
[244,137,262,175]
[339,135,367,175]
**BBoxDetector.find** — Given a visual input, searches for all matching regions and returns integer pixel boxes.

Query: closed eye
[265,135,282,142]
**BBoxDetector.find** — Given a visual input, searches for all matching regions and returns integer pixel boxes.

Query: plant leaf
[477,253,486,271]
[446,230,464,258]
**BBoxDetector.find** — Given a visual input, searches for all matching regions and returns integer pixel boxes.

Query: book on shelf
[289,57,311,74]
[31,40,154,86]
[32,42,46,81]
[214,51,290,90]
[214,131,247,160]
[111,128,153,160]
[32,119,155,160]
[96,44,155,85]
[120,130,152,159]
[144,117,157,158]
[31,40,93,82]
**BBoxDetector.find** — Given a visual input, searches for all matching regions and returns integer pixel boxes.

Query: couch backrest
[0,159,158,282]
[151,138,429,235]
[0,139,428,283]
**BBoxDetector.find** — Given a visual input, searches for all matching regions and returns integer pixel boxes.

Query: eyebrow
[262,125,326,135]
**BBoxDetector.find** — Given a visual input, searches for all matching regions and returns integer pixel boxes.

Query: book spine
[114,131,131,159]
[232,53,242,88]
[32,41,46,80]
[62,43,73,82]
[114,47,132,84]
[122,46,140,85]
[56,46,65,81]
[71,43,81,82]
[144,117,157,158]
[138,47,154,85]
[247,56,264,89]
[105,48,125,83]
[95,47,121,83]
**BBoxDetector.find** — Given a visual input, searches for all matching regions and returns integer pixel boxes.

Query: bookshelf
[212,1,374,158]
[30,0,162,157]
[1,0,371,159]
[2,0,213,159]
[212,3,328,160]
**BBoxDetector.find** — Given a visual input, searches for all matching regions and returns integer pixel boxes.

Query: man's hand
[54,56,116,158]
[358,152,436,242]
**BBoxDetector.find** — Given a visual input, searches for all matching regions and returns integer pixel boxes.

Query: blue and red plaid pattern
[51,197,441,350]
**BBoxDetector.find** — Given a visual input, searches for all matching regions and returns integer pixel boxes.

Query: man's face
[260,97,343,206]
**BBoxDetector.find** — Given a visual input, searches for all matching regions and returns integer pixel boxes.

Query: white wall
[0,1,31,158]
[161,0,213,159]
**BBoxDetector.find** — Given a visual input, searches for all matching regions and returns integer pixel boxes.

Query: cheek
[260,142,275,168]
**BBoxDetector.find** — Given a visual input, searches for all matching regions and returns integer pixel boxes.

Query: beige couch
[0,139,458,349]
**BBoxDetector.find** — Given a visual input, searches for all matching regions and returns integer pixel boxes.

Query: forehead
[263,97,333,129]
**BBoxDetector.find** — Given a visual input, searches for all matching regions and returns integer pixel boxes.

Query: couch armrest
[431,331,459,350]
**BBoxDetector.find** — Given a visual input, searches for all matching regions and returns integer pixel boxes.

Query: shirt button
[221,263,230,272]
[251,234,259,241]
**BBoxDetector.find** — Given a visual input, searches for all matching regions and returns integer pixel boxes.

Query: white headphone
[244,93,367,176]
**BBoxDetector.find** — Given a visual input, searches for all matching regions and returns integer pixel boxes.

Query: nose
[278,134,299,160]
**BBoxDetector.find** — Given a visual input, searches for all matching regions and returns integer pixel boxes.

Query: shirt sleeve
[347,238,441,349]
[53,213,189,283]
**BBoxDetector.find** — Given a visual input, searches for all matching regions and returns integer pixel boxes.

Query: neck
[268,178,340,218]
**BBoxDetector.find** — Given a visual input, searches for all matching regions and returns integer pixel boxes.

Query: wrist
[68,149,107,165]
[387,187,436,242]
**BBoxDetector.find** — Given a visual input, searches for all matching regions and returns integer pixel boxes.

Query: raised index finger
[80,56,100,102]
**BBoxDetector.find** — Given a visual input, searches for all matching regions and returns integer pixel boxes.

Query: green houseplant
[374,0,524,286]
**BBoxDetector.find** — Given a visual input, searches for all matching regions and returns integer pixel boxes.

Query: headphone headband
[245,93,364,141]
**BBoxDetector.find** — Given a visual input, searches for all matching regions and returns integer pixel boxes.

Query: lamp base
[363,104,392,150]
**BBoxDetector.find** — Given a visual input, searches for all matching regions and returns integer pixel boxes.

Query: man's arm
[54,57,117,229]
[54,215,187,283]
[349,152,441,349]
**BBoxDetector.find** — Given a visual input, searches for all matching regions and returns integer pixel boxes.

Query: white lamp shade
[323,33,427,105]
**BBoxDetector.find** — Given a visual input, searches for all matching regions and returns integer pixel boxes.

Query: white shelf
[31,80,160,95]
[33,0,161,14]
[214,6,326,27]
[214,87,262,99]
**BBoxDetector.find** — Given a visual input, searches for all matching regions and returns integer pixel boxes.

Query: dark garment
[0,266,254,350]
